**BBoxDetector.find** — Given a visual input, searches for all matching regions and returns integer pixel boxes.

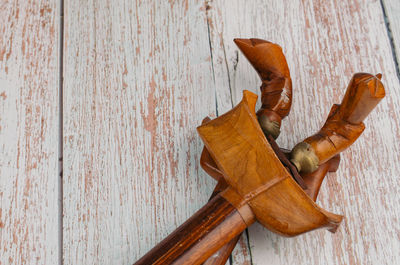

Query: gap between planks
[380,0,400,81]
[204,1,253,264]
[58,0,65,264]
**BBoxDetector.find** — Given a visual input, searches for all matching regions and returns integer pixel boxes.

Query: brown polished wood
[201,146,342,265]
[202,241,238,265]
[200,121,241,265]
[200,148,242,265]
[199,74,386,265]
[134,194,251,265]
[201,151,342,265]
[202,37,295,259]
[202,39,294,264]
[135,91,343,265]
[267,135,307,189]
[202,182,240,265]
[234,38,292,139]
[198,91,342,237]
[135,46,386,263]
[303,155,341,201]
[200,148,225,183]
[298,73,385,167]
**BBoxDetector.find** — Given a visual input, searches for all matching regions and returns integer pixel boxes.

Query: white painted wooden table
[1,1,400,264]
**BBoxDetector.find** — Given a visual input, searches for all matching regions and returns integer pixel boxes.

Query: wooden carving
[134,39,386,265]
[135,91,339,265]
[203,38,294,264]
[291,73,385,173]
[200,72,384,265]
[234,38,292,139]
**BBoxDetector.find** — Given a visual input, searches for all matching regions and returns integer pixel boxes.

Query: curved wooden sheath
[234,38,292,139]
[135,91,342,265]
[202,145,341,204]
[200,148,341,265]
[200,119,239,265]
[291,73,385,172]
[198,90,342,237]
[134,194,254,265]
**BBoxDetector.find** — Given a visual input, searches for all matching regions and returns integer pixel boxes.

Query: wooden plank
[0,0,60,264]
[382,0,400,73]
[205,4,253,263]
[62,1,218,264]
[207,0,400,264]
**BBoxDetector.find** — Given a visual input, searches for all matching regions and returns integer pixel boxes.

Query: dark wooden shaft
[202,239,239,265]
[134,194,249,265]
[202,181,241,265]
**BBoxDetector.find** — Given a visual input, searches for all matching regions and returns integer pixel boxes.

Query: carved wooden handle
[134,194,249,265]
[337,73,384,124]
[234,38,292,139]
[291,73,385,173]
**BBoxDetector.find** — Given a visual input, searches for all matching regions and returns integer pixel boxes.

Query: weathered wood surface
[382,0,400,76]
[2,0,400,264]
[207,0,400,264]
[0,0,60,264]
[62,1,220,264]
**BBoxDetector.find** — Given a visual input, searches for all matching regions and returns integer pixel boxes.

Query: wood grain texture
[0,0,60,264]
[205,4,253,263]
[0,0,390,264]
[134,194,246,265]
[198,90,342,236]
[207,0,400,264]
[62,1,218,264]
[382,0,400,73]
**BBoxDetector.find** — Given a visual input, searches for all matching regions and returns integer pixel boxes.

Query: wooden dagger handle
[134,194,249,265]
[337,73,384,124]
[234,38,292,139]
[291,73,385,173]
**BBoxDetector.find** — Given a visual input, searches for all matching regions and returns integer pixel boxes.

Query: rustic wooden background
[1,0,400,264]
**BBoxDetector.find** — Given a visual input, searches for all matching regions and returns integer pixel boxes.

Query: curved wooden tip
[327,154,341,172]
[234,38,271,45]
[201,116,212,125]
[324,211,344,233]
[242,90,258,116]
[233,38,290,82]
[234,38,293,137]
